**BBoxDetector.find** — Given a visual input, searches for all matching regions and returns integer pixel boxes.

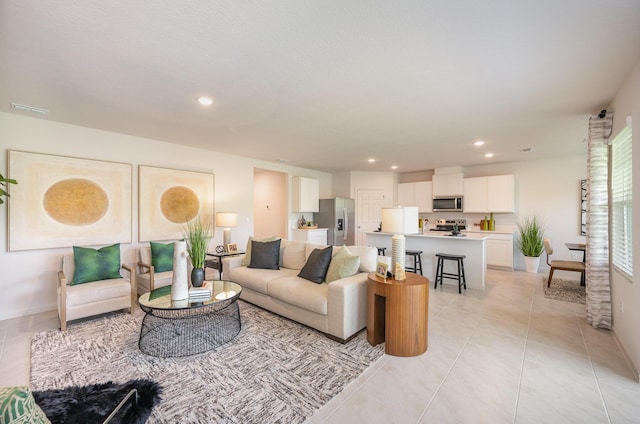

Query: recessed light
[473,140,485,146]
[368,158,376,163]
[484,153,494,158]
[391,165,398,170]
[197,96,213,106]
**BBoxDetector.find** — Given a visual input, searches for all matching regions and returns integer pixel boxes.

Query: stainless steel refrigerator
[313,198,356,246]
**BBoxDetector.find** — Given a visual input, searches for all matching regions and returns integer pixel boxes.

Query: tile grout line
[577,311,612,424]
[511,277,536,424]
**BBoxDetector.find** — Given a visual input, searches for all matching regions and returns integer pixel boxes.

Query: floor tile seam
[512,287,535,424]
[316,353,390,424]
[578,319,613,424]
[415,330,474,423]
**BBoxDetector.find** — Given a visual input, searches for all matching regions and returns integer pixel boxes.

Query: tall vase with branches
[184,217,212,287]
[516,215,544,273]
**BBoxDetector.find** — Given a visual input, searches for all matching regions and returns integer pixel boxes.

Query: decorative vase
[171,241,189,300]
[523,256,540,274]
[191,267,205,287]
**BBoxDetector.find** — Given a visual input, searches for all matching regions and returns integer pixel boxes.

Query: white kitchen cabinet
[398,181,432,213]
[487,175,515,212]
[432,173,463,196]
[292,176,319,212]
[462,174,515,213]
[291,228,328,244]
[486,233,514,270]
[462,177,487,212]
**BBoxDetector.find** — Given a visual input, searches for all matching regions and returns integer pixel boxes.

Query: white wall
[349,171,398,207]
[608,61,640,378]
[0,112,331,320]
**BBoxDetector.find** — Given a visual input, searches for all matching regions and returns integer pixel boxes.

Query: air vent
[11,102,49,115]
[520,147,533,152]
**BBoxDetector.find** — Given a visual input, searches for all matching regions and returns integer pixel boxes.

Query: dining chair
[543,238,585,287]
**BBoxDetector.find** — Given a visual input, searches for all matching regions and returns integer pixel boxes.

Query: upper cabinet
[432,173,464,196]
[292,176,319,212]
[463,174,515,213]
[398,181,433,213]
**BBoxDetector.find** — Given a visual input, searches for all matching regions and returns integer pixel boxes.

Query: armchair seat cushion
[64,278,132,308]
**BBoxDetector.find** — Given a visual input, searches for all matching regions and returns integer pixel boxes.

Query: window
[611,124,632,279]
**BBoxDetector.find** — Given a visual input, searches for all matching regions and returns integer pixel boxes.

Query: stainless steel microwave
[432,196,463,212]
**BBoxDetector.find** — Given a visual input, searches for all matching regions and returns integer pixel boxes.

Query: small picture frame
[226,243,238,253]
[375,261,389,279]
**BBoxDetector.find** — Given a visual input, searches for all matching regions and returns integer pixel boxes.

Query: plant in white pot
[516,215,544,273]
[183,217,212,287]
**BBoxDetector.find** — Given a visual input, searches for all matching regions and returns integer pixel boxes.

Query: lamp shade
[216,212,237,228]
[381,207,419,234]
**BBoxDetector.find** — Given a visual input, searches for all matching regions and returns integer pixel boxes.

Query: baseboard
[613,331,640,383]
[0,303,56,321]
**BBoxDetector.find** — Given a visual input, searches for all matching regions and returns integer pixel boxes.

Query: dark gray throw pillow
[298,246,333,284]
[248,239,281,270]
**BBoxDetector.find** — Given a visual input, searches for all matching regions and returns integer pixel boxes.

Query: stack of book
[188,282,212,301]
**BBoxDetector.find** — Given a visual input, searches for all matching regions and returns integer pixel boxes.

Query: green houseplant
[0,173,17,205]
[184,217,212,287]
[516,215,544,273]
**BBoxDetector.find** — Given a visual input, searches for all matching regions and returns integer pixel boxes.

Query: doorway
[253,168,288,239]
[356,189,384,246]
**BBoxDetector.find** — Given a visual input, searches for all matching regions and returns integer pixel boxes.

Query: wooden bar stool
[377,247,387,256]
[405,250,423,275]
[434,253,466,293]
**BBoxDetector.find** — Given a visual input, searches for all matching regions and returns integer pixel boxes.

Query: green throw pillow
[71,244,121,285]
[150,242,174,273]
[326,246,361,283]
[0,386,51,424]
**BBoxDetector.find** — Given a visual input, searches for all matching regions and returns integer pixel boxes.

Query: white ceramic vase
[523,256,541,274]
[171,241,189,300]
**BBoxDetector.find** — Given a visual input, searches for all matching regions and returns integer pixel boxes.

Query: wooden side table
[367,272,429,357]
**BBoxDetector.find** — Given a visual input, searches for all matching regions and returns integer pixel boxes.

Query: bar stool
[434,253,466,293]
[405,250,423,275]
[377,247,387,256]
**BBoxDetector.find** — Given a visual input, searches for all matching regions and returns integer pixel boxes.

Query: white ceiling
[1,1,639,173]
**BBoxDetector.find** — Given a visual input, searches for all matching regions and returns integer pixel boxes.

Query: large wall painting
[8,151,132,251]
[138,166,214,242]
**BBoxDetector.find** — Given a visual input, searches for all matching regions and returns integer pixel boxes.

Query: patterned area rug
[543,277,586,304]
[31,301,383,423]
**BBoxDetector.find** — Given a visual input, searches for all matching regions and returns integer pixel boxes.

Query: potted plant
[184,217,212,287]
[0,173,17,204]
[516,215,544,273]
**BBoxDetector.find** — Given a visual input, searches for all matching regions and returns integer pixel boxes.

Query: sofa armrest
[327,272,369,341]
[223,255,245,271]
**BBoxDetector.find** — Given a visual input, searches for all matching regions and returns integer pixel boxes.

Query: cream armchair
[57,254,136,331]
[137,246,174,294]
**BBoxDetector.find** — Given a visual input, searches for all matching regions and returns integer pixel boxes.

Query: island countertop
[367,231,488,289]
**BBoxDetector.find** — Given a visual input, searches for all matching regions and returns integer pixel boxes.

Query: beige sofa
[224,240,378,342]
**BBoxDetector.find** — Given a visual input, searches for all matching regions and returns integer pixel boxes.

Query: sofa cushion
[347,245,378,273]
[71,244,121,285]
[248,239,281,270]
[298,246,333,284]
[267,275,329,315]
[150,241,174,272]
[227,267,298,295]
[242,236,279,266]
[326,246,361,283]
[279,239,307,270]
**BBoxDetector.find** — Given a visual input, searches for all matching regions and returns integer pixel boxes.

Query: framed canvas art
[139,166,214,242]
[8,151,132,251]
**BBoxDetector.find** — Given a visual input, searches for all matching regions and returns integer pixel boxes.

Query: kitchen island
[366,231,491,289]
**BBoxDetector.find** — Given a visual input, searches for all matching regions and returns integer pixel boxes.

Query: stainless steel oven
[432,196,463,212]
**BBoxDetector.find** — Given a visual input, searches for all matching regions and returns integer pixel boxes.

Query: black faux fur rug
[33,379,162,424]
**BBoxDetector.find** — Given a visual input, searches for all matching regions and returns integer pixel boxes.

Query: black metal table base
[139,298,241,357]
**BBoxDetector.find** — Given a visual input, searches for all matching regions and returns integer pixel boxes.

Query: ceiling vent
[10,102,49,115]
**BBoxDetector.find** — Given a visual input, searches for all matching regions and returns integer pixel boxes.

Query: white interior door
[356,189,384,246]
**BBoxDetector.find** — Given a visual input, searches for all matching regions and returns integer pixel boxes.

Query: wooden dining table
[565,242,586,286]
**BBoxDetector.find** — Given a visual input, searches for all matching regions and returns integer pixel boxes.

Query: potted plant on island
[516,215,544,273]
[184,217,212,287]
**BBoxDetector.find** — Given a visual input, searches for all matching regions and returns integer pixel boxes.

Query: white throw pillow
[346,245,378,273]
[326,246,361,283]
[280,239,307,270]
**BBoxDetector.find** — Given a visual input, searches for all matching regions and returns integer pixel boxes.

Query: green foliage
[516,215,544,257]
[0,173,17,205]
[184,217,212,268]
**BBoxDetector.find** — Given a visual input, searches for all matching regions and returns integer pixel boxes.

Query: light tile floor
[1,269,638,423]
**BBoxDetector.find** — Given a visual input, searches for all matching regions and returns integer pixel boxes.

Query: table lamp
[381,207,419,278]
[216,212,238,251]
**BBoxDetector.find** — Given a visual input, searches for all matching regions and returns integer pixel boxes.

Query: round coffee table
[138,280,242,357]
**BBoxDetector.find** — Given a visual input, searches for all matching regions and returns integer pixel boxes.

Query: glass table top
[138,280,242,310]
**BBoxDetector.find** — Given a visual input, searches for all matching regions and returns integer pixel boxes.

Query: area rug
[31,301,383,423]
[543,277,586,304]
